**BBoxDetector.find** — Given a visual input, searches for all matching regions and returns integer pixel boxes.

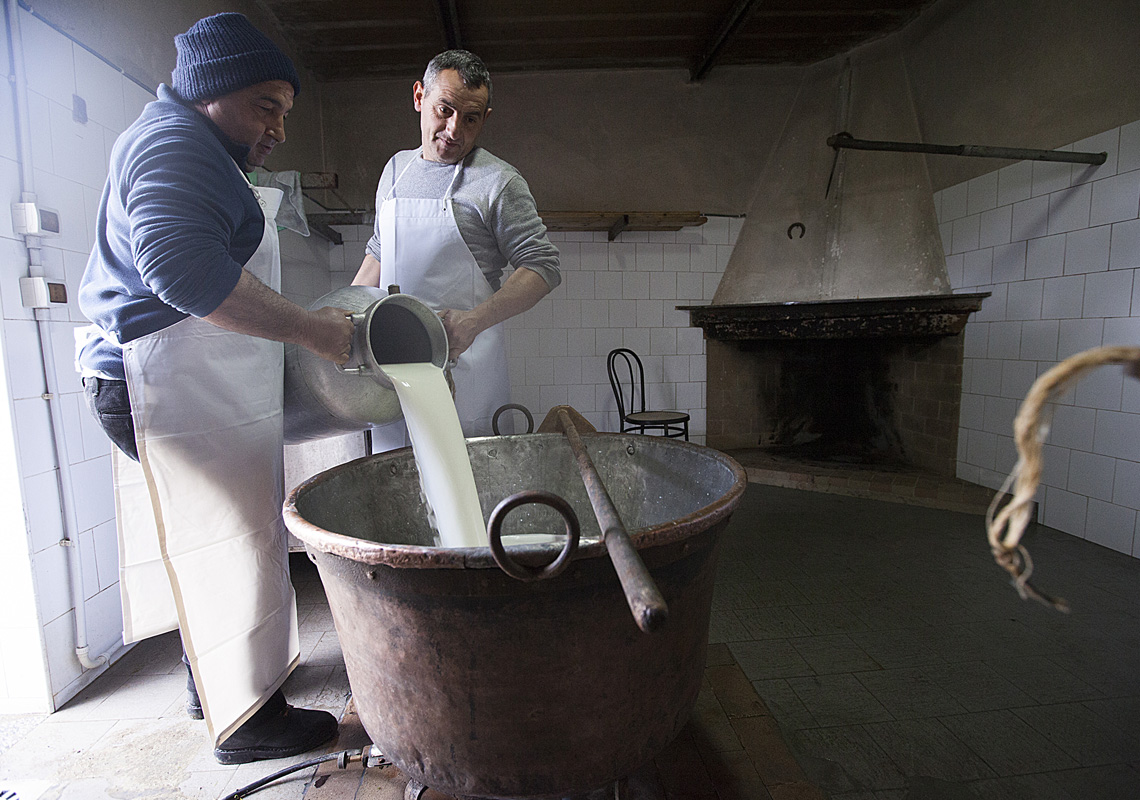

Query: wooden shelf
[540,211,707,241]
[304,210,709,246]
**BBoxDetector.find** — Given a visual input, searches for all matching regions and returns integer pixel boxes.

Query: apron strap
[443,159,463,202]
[387,148,465,204]
[387,148,423,200]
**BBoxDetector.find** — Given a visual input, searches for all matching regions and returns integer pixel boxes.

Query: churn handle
[488,490,581,582]
[335,311,371,375]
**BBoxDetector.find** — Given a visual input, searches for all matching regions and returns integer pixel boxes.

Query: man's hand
[437,268,552,361]
[304,306,356,364]
[439,308,482,362]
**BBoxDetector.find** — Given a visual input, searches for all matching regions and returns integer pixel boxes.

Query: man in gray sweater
[352,49,559,447]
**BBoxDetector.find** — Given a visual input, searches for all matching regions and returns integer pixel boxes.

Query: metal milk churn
[283,285,449,444]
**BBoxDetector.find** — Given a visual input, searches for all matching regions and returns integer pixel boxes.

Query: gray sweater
[365,147,560,292]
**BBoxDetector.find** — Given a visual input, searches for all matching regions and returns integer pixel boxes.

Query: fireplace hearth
[682,293,988,476]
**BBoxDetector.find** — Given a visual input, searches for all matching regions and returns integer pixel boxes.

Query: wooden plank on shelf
[540,211,708,232]
[306,209,373,244]
[307,211,376,226]
[299,172,338,190]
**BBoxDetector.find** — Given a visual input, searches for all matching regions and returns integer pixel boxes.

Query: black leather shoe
[213,690,338,765]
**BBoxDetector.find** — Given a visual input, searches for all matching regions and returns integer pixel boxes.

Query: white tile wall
[0,2,43,715]
[0,10,342,712]
[944,119,1140,558]
[279,228,334,307]
[508,223,734,440]
[327,224,370,291]
[996,160,1032,207]
[0,9,159,712]
[1111,218,1140,270]
[326,220,737,443]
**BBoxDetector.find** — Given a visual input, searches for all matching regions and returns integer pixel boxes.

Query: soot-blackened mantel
[678,292,989,341]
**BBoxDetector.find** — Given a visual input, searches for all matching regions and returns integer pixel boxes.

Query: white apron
[112,178,297,746]
[370,151,511,451]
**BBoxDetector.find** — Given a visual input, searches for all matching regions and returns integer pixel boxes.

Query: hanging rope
[987,345,1140,612]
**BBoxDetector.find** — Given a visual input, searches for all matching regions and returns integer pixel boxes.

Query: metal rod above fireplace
[827,131,1107,165]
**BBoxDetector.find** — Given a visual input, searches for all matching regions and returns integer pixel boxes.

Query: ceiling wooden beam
[268,0,935,81]
[436,0,464,50]
[310,55,689,80]
[689,0,763,82]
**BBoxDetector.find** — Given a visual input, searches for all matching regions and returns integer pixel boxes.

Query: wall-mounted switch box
[12,203,61,236]
[20,277,68,308]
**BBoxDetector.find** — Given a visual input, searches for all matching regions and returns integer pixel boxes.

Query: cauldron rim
[283,432,746,569]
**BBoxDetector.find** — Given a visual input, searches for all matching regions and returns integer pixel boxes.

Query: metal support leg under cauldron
[283,405,746,800]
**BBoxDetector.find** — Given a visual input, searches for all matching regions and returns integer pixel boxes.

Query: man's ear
[482,106,492,124]
[413,81,425,111]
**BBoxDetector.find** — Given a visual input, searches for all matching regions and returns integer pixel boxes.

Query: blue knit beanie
[172,13,300,101]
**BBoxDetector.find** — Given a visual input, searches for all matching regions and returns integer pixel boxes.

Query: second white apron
[370,152,510,452]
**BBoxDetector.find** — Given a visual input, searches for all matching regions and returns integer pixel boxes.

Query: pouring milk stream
[379,362,487,548]
[361,291,561,549]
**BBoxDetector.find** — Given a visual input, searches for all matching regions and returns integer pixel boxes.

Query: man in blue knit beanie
[77,12,351,764]
[171,12,301,169]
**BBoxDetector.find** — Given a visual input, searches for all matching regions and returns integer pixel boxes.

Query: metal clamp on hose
[488,490,580,582]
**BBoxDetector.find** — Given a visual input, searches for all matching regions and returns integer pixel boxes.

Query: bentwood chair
[606,348,690,441]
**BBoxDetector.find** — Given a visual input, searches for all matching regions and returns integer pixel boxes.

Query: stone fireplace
[684,294,986,476]
[681,45,991,484]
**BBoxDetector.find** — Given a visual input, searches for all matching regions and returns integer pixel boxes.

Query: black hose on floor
[219,745,388,800]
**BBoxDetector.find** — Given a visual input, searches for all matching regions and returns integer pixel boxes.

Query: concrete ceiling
[264,0,935,82]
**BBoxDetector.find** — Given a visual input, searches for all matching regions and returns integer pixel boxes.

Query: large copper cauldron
[284,423,745,799]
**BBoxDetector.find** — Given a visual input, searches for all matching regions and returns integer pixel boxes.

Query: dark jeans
[82,376,139,461]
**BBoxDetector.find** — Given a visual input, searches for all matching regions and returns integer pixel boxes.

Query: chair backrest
[607,348,645,421]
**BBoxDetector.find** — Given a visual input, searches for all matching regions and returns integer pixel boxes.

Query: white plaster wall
[326,218,739,443]
[946,120,1140,557]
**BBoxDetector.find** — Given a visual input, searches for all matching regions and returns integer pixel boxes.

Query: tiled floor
[3,474,1140,799]
[716,483,1140,799]
[0,562,351,800]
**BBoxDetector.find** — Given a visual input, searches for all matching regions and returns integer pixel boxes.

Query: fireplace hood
[687,44,994,467]
[700,45,954,312]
